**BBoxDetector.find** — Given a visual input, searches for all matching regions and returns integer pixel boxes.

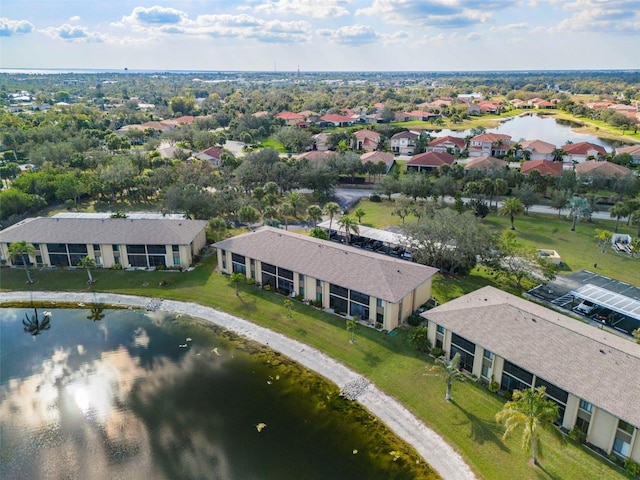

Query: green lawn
[0,252,633,480]
[355,198,640,289]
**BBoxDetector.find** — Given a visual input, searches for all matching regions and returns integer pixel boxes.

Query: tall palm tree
[306,205,323,227]
[499,198,525,231]
[278,202,294,230]
[552,148,565,162]
[8,241,36,284]
[79,255,97,284]
[323,202,341,233]
[354,207,366,224]
[438,352,465,402]
[285,191,306,218]
[609,202,629,233]
[631,210,640,237]
[337,216,359,243]
[495,386,563,467]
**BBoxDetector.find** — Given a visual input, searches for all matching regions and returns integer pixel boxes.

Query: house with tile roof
[520,159,563,177]
[574,161,632,178]
[0,217,207,269]
[192,146,223,166]
[214,227,438,330]
[360,151,396,174]
[422,286,640,464]
[276,111,304,126]
[615,144,640,165]
[319,114,355,127]
[426,136,466,155]
[295,150,334,163]
[464,155,509,172]
[468,133,511,158]
[520,139,556,161]
[353,129,381,152]
[406,152,456,173]
[562,142,607,164]
[390,131,420,155]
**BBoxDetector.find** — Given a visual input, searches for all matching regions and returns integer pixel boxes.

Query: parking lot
[527,270,640,335]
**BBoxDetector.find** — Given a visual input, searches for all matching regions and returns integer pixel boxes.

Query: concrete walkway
[0,291,476,480]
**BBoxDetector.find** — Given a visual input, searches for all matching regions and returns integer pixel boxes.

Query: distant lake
[432,113,622,150]
[0,307,437,480]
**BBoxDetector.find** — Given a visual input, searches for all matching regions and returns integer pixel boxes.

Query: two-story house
[468,133,511,158]
[390,131,420,155]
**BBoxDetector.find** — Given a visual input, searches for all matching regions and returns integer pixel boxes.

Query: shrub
[158,279,170,287]
[431,347,444,358]
[375,322,383,330]
[369,194,381,202]
[624,457,640,476]
[246,278,256,285]
[569,427,587,444]
[112,263,122,270]
[263,284,272,291]
[502,390,513,401]
[407,314,422,327]
[488,380,500,393]
[409,326,430,352]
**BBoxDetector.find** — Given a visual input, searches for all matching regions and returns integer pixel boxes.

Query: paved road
[328,187,623,222]
[0,291,477,480]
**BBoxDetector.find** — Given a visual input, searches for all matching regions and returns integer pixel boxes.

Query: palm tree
[278,202,294,230]
[230,272,245,296]
[551,148,565,162]
[569,196,590,232]
[87,304,106,322]
[306,205,323,227]
[499,198,525,230]
[8,241,36,284]
[79,255,97,284]
[632,210,640,237]
[323,201,341,233]
[346,318,357,344]
[354,207,366,223]
[337,216,359,243]
[285,191,306,218]
[438,352,465,402]
[283,299,294,318]
[609,202,629,233]
[23,308,51,336]
[495,386,563,467]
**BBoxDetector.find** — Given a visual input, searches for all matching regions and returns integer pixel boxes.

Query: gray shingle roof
[214,227,438,303]
[0,217,207,245]
[423,286,640,428]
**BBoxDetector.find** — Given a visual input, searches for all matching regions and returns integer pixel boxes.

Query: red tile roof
[407,151,456,167]
[465,156,508,170]
[574,161,631,177]
[429,135,466,149]
[520,160,562,176]
[277,111,304,121]
[471,133,511,143]
[201,146,223,159]
[320,114,353,123]
[520,139,555,154]
[354,129,379,140]
[361,151,395,167]
[562,142,607,156]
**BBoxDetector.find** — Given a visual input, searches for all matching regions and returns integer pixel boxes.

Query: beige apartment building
[0,217,207,269]
[214,227,438,331]
[423,286,640,463]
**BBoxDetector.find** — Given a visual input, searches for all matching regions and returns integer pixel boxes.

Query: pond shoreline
[0,290,476,480]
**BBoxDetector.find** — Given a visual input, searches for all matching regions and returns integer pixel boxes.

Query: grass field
[356,198,640,289]
[0,255,632,480]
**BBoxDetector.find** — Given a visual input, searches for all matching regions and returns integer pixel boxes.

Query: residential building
[520,139,556,161]
[214,227,438,331]
[574,161,632,178]
[406,152,456,173]
[422,286,640,464]
[520,159,563,176]
[464,155,509,172]
[427,136,466,155]
[616,145,640,165]
[313,132,330,151]
[562,142,607,164]
[360,151,396,174]
[353,129,381,151]
[0,216,207,269]
[192,146,223,166]
[390,131,419,155]
[295,150,333,163]
[319,114,354,127]
[276,111,304,126]
[468,133,511,158]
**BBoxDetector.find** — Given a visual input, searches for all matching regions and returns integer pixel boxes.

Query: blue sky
[1,0,639,71]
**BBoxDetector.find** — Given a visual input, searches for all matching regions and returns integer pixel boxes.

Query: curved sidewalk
[0,291,476,480]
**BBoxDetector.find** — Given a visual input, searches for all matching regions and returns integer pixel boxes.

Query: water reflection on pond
[0,307,438,480]
[432,113,622,149]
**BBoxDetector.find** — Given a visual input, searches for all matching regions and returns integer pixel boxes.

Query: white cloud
[465,31,481,41]
[317,24,378,45]
[117,6,188,26]
[489,22,529,32]
[255,0,350,18]
[69,15,81,22]
[41,24,107,42]
[381,30,410,44]
[0,17,35,37]
[552,0,640,34]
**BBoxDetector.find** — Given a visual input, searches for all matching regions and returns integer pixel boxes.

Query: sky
[1,0,639,72]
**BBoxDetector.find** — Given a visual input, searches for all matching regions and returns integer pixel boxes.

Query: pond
[431,113,623,150]
[0,306,438,480]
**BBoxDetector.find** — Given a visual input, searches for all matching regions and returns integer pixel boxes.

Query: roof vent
[531,318,537,322]
[599,349,606,354]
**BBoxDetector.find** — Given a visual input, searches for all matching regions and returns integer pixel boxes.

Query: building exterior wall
[589,408,618,453]
[563,394,580,431]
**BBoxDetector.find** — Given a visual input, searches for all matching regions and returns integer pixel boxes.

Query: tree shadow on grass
[451,400,510,453]
[535,463,564,480]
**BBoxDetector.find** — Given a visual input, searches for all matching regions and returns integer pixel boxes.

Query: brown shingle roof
[0,217,207,245]
[214,227,438,303]
[423,286,640,428]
